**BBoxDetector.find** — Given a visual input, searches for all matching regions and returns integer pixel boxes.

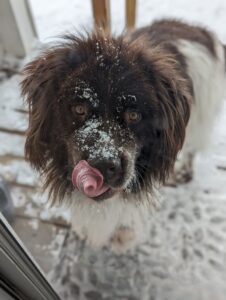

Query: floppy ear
[137,47,192,183]
[21,46,80,171]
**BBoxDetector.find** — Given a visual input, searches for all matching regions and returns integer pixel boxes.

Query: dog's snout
[89,158,123,186]
[105,160,121,178]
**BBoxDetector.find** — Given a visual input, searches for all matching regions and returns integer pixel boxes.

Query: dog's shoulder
[128,19,217,59]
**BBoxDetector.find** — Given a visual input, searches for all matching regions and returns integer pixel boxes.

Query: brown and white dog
[21,20,226,252]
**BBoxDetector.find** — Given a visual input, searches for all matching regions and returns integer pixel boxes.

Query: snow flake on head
[74,80,99,108]
[117,94,137,104]
[96,41,105,67]
[128,95,137,102]
[95,39,122,69]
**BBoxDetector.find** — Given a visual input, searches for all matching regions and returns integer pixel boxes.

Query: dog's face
[57,64,156,201]
[21,33,191,203]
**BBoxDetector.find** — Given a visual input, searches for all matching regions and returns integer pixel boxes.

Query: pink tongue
[72,160,109,198]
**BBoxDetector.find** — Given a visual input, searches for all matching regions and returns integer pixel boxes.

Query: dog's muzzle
[71,159,123,200]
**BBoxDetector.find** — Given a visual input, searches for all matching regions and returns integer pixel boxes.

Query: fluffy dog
[21,20,226,252]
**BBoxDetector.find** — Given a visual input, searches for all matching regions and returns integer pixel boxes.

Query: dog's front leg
[110,226,136,254]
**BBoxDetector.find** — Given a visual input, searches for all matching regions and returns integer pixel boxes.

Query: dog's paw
[166,167,193,187]
[110,226,136,254]
[174,165,193,183]
[165,154,194,187]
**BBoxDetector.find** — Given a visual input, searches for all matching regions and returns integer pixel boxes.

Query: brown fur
[21,22,193,203]
[130,19,216,58]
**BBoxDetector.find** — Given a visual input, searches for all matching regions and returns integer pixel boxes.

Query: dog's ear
[21,46,81,170]
[138,47,192,183]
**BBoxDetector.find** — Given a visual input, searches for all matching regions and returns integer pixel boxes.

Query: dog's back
[128,20,226,183]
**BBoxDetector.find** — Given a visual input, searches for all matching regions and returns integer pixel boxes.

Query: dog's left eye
[71,104,88,117]
[124,110,142,124]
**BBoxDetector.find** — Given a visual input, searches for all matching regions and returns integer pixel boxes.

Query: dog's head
[21,32,191,203]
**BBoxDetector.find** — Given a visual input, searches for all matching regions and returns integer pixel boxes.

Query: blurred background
[0,1,226,299]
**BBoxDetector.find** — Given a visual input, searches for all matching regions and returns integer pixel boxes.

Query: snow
[0,132,25,157]
[1,0,226,299]
[24,190,71,225]
[29,0,226,43]
[74,80,99,108]
[29,0,93,43]
[28,218,39,230]
[76,118,125,160]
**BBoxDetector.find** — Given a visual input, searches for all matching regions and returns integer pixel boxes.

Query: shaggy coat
[21,20,226,251]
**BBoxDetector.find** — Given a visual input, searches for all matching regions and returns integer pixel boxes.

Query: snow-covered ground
[1,0,226,299]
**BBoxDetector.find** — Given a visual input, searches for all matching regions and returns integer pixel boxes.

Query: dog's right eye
[71,104,88,117]
[124,110,142,124]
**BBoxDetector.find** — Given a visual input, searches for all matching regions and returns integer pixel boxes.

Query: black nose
[89,158,123,187]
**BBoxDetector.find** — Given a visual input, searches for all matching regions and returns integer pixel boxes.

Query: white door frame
[0,0,37,57]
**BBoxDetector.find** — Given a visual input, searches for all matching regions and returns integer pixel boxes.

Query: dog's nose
[89,158,123,186]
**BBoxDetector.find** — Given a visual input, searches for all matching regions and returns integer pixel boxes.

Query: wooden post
[91,0,111,32]
[126,0,136,30]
